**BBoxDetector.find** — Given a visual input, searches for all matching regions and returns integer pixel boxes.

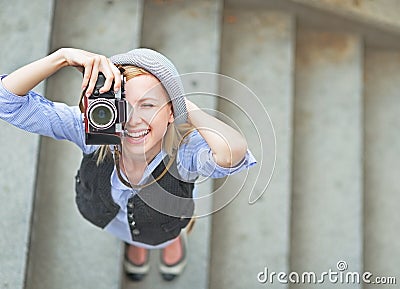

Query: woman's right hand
[2,48,121,97]
[59,48,122,96]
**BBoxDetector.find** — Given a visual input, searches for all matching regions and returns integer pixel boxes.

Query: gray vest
[75,151,195,246]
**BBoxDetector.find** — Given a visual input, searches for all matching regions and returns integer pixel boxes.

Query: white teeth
[126,129,150,138]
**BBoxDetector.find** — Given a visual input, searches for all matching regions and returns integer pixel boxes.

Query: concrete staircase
[1,0,399,289]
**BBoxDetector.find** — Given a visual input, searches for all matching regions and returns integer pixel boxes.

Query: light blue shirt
[0,75,256,248]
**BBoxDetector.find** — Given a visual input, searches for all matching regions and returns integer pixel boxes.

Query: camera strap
[113,145,175,190]
[78,90,86,113]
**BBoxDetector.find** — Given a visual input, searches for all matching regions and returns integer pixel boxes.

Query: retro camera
[81,73,127,145]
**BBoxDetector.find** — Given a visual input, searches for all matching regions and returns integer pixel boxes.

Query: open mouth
[125,129,151,139]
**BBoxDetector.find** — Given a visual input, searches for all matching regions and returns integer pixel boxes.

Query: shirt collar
[111,149,168,191]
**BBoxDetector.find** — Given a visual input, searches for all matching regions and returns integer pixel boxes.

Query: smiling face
[121,74,174,162]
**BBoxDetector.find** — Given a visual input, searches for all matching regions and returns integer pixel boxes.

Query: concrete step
[291,28,363,288]
[24,1,142,289]
[0,1,53,288]
[122,0,222,288]
[364,48,400,287]
[209,8,295,289]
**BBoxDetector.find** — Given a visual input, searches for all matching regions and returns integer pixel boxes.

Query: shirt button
[132,229,140,235]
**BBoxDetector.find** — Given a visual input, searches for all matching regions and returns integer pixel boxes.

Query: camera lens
[92,106,112,124]
[88,100,117,130]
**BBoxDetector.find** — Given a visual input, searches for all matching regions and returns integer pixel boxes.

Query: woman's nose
[126,109,143,126]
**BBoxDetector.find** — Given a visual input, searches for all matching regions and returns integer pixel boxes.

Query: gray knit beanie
[110,48,187,124]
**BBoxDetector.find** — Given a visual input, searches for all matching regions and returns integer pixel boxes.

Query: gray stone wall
[0,1,53,288]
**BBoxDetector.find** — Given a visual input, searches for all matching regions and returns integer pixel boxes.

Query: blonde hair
[96,65,194,164]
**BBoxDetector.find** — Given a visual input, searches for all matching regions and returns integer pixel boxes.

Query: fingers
[110,61,122,92]
[81,59,93,92]
[72,51,120,97]
[85,56,100,96]
[99,57,120,94]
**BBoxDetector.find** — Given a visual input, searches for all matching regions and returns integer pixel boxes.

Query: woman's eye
[142,103,155,108]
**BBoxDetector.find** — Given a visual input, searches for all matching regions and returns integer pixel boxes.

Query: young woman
[0,47,256,281]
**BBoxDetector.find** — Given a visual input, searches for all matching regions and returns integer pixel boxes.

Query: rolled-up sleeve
[0,75,95,153]
[177,130,256,181]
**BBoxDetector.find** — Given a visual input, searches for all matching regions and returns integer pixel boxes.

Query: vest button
[130,221,136,227]
[132,229,140,235]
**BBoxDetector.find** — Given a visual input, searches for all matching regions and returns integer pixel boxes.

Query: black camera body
[83,73,126,145]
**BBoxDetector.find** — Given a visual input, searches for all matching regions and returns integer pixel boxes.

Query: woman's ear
[168,109,174,124]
